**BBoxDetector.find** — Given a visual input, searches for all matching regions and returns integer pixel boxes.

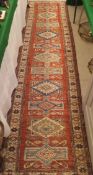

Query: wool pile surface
[3,1,93,175]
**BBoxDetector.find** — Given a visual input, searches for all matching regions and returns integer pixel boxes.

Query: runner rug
[4,1,92,175]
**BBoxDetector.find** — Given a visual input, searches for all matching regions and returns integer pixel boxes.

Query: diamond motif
[28,117,64,138]
[34,52,60,62]
[39,12,56,19]
[31,67,63,75]
[37,147,56,164]
[37,100,57,111]
[33,43,61,50]
[36,22,59,28]
[37,31,57,40]
[36,147,56,163]
[32,80,60,96]
[24,144,68,165]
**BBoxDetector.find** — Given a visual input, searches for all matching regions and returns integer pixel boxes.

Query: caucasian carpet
[3,1,93,175]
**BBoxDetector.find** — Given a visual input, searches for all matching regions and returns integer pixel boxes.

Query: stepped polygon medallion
[28,117,64,138]
[33,43,61,50]
[37,31,57,40]
[37,100,57,111]
[32,80,60,96]
[34,52,60,62]
[36,22,59,28]
[39,12,56,19]
[24,144,68,165]
[31,67,63,75]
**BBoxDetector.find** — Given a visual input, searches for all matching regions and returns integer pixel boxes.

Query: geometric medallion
[33,43,61,50]
[24,143,68,165]
[34,52,60,62]
[37,100,57,111]
[32,80,60,96]
[39,12,56,19]
[28,117,64,138]
[37,31,57,40]
[36,22,59,28]
[31,67,63,75]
